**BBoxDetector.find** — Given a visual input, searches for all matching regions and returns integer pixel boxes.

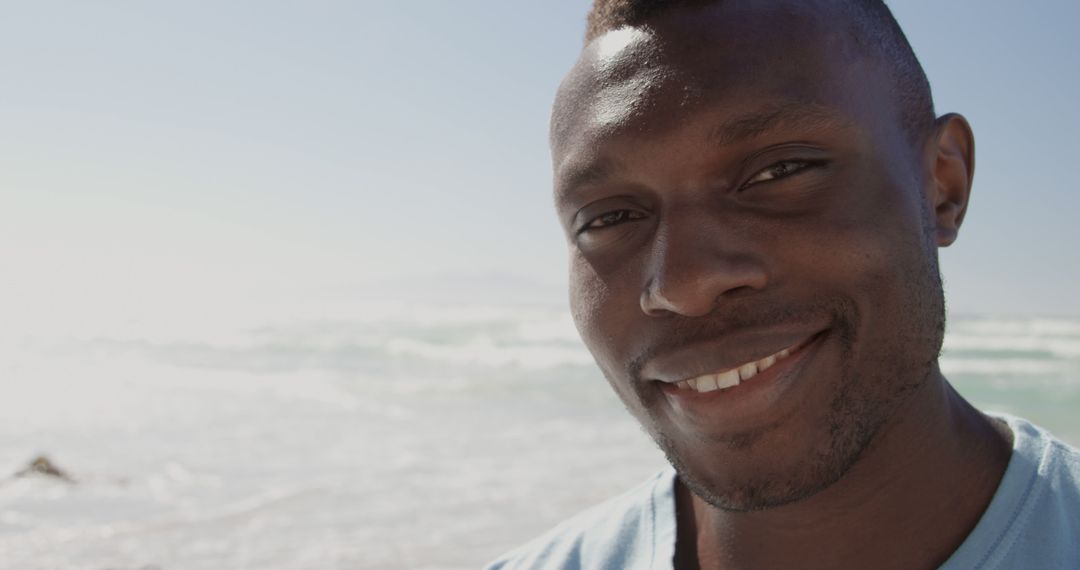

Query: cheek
[569,252,607,339]
[754,178,931,349]
[850,187,930,286]
[810,166,927,270]
[796,181,935,347]
[568,251,640,377]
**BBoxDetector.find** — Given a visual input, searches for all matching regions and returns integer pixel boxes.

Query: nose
[639,223,769,318]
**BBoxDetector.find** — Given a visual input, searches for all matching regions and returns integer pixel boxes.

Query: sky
[2,0,1079,333]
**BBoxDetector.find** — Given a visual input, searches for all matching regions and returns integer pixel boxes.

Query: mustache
[626,297,856,382]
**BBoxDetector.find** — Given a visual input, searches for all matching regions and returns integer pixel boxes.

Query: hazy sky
[3,0,1078,332]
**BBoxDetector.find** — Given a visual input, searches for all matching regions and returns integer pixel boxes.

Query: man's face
[553,2,948,511]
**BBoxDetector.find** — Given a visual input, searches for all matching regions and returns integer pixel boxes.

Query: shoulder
[949,414,1080,569]
[484,468,677,570]
[999,416,1080,566]
[1005,415,1080,493]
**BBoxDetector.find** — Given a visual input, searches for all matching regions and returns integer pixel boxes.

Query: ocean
[1,303,1078,569]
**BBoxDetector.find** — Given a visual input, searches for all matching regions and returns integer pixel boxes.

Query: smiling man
[487,1,1080,569]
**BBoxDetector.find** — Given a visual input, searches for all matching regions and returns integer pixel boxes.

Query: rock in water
[14,455,76,483]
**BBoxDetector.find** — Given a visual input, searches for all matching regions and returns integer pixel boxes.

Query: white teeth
[716,369,740,389]
[672,343,798,394]
[696,374,720,392]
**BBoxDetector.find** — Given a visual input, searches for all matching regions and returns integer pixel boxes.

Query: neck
[675,370,1012,570]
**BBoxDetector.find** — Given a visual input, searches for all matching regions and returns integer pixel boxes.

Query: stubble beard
[638,233,947,513]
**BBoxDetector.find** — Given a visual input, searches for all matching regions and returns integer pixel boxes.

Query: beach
[1,303,1078,569]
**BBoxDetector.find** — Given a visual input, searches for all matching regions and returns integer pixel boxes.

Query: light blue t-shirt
[486,415,1080,569]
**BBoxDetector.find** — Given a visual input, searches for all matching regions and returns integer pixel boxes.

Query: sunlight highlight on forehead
[592,27,655,73]
[584,26,671,133]
[592,72,663,129]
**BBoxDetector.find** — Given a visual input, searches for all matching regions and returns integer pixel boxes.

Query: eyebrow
[555,157,618,204]
[707,102,851,147]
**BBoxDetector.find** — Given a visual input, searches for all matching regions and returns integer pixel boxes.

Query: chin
[654,415,874,512]
[650,340,936,513]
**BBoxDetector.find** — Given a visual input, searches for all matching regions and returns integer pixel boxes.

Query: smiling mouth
[665,335,818,394]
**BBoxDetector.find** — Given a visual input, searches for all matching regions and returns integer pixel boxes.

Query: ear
[925,113,975,247]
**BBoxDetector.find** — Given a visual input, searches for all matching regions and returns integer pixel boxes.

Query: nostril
[640,276,721,318]
[640,279,679,317]
[639,263,768,318]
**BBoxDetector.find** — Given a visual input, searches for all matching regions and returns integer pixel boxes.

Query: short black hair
[584,0,935,140]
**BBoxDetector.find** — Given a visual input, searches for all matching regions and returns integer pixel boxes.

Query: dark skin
[551,2,1012,569]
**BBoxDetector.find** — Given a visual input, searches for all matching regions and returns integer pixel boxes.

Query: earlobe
[927,113,976,247]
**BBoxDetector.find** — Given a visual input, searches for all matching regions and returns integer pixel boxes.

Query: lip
[651,330,829,430]
[642,329,825,384]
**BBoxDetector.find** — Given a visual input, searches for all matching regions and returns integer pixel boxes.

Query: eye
[743,159,822,188]
[579,209,646,233]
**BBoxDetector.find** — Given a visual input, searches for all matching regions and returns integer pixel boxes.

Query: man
[488,1,1080,568]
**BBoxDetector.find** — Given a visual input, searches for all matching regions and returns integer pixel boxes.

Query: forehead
[551,2,887,191]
